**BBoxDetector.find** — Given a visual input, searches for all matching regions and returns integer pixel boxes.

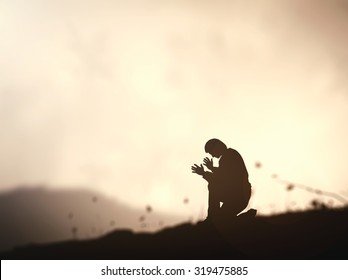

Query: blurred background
[1,0,348,250]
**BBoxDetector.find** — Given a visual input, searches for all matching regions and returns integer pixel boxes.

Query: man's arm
[202,171,214,182]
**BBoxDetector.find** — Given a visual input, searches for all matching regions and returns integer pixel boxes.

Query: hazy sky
[1,0,348,219]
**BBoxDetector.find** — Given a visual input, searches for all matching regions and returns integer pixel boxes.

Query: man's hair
[204,138,227,153]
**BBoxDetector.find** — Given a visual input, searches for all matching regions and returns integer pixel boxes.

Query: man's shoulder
[226,148,241,156]
[224,148,243,161]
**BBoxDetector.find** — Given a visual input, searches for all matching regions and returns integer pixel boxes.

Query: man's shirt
[206,148,251,202]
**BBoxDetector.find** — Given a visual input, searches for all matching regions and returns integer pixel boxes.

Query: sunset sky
[1,0,348,221]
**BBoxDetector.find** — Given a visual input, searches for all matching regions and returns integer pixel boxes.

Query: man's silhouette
[192,139,252,224]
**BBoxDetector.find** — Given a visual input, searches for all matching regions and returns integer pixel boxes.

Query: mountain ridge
[0,187,184,252]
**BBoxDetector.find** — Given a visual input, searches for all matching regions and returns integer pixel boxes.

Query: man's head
[204,138,227,158]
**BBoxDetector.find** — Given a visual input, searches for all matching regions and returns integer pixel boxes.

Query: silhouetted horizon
[2,204,347,259]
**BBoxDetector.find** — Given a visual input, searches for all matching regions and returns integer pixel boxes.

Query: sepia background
[1,0,348,249]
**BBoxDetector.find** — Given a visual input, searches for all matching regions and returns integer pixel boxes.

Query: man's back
[212,148,251,203]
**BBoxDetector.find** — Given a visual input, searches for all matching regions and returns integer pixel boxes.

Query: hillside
[2,207,348,259]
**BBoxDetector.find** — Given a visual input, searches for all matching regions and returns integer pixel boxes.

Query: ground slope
[2,207,347,259]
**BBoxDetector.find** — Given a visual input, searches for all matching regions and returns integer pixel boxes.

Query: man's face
[209,147,221,158]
